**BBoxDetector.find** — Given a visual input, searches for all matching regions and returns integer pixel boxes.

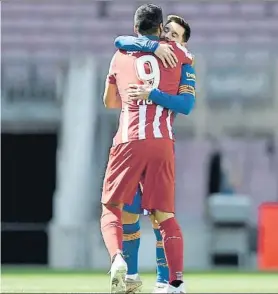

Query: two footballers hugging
[100,4,196,294]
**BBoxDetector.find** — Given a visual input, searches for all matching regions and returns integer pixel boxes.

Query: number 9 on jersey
[135,55,161,89]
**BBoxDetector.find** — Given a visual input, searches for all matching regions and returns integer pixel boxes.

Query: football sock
[100,205,123,261]
[153,227,169,284]
[159,217,184,284]
[123,220,140,275]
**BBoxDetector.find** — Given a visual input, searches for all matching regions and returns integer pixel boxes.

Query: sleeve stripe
[179,89,196,96]
[179,85,194,89]
[179,85,195,91]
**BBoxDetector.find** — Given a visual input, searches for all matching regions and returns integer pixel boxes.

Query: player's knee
[153,210,174,224]
[101,203,123,219]
[149,214,159,229]
[122,210,139,224]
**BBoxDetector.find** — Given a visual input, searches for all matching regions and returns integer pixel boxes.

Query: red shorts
[101,139,175,213]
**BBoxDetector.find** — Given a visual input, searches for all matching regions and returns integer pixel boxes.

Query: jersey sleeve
[178,64,196,96]
[148,63,196,115]
[172,42,194,65]
[114,35,159,52]
[106,53,117,84]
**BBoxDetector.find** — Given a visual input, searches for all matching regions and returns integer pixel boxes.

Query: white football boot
[110,254,128,293]
[125,275,143,293]
[153,282,168,293]
[154,282,186,293]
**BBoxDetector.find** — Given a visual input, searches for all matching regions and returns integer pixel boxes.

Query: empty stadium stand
[2,0,278,60]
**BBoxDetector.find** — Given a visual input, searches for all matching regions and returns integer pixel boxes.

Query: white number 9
[135,55,160,89]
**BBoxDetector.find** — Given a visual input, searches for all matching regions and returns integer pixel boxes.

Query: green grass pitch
[1,268,278,293]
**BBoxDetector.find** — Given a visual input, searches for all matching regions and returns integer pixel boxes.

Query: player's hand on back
[127,84,153,101]
[154,44,178,68]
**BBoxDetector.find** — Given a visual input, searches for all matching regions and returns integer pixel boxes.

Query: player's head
[134,4,163,37]
[162,15,191,45]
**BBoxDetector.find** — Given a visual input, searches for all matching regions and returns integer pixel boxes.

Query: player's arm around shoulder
[128,63,196,115]
[114,35,159,53]
[114,36,178,68]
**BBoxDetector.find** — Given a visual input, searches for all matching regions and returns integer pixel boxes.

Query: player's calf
[122,211,141,280]
[153,211,184,290]
[122,211,142,292]
[149,215,169,285]
[101,204,127,293]
[101,204,124,261]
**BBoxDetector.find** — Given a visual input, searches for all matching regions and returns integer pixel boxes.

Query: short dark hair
[134,4,163,35]
[166,15,191,42]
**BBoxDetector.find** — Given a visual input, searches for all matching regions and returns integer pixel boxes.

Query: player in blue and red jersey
[100,5,194,293]
[114,15,196,293]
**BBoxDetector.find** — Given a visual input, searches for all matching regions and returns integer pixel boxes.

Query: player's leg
[101,143,145,293]
[122,211,140,278]
[101,202,128,294]
[122,211,143,293]
[101,202,127,293]
[101,143,144,261]
[153,210,184,293]
[149,214,169,288]
[142,139,185,293]
[122,188,143,293]
[123,189,142,279]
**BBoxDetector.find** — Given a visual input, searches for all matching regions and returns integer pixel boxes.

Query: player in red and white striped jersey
[100,4,193,293]
[107,41,193,146]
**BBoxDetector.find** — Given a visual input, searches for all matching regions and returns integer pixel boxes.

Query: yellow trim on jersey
[179,89,195,95]
[179,85,196,96]
[179,85,195,91]
[123,231,141,241]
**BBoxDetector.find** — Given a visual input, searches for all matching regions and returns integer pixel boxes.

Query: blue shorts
[123,187,143,214]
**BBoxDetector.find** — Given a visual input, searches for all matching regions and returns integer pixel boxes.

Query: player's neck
[138,34,159,41]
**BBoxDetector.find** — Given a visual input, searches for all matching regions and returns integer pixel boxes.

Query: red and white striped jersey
[107,41,194,145]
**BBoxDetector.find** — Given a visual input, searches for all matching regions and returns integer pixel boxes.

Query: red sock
[159,217,184,283]
[101,205,123,261]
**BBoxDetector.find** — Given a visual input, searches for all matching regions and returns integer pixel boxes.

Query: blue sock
[123,221,140,275]
[153,228,169,284]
